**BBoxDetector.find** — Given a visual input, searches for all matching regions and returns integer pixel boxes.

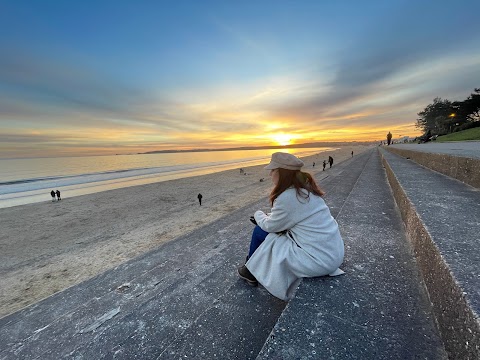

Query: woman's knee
[253,225,269,239]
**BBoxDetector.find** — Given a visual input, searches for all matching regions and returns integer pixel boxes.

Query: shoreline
[0,145,370,318]
[0,147,332,210]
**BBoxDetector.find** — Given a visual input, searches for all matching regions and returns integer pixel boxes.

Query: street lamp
[449,113,456,133]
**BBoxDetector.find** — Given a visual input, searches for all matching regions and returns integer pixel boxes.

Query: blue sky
[1,0,479,158]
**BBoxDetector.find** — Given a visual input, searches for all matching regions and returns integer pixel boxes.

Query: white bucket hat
[264,152,304,171]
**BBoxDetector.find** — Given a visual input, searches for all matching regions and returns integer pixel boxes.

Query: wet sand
[0,145,370,318]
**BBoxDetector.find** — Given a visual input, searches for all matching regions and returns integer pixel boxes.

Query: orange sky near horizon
[2,121,420,159]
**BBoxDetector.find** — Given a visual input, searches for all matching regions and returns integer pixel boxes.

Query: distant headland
[139,141,373,155]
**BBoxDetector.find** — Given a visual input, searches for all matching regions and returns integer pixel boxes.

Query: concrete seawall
[386,147,480,189]
[380,148,480,359]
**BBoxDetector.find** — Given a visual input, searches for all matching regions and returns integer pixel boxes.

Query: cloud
[0,49,154,122]
[0,132,58,143]
[263,48,480,133]
[260,1,480,128]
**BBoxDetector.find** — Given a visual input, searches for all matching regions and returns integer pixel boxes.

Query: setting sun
[271,133,293,146]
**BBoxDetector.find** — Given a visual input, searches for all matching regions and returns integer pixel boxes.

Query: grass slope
[437,127,480,142]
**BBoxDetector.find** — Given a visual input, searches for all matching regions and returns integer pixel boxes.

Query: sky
[1,0,479,158]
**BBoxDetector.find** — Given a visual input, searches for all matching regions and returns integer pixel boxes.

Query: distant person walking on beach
[197,193,203,206]
[328,156,334,168]
[50,190,56,202]
[322,160,327,171]
[313,162,315,168]
[351,151,354,157]
[237,152,344,300]
[56,190,61,201]
[387,131,392,145]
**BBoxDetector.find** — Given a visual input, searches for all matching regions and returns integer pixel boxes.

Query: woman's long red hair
[269,169,324,206]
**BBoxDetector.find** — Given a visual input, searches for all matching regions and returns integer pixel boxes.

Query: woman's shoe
[237,265,258,286]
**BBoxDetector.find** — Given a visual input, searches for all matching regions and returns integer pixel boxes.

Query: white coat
[246,187,344,301]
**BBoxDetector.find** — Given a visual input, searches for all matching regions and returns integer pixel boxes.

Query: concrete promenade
[388,141,480,188]
[1,144,479,359]
[390,141,480,159]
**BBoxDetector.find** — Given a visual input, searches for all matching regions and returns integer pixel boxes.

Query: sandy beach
[0,145,369,318]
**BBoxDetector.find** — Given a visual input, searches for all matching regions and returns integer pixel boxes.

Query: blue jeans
[248,225,269,258]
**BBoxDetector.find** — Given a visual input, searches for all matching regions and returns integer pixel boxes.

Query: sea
[0,147,334,209]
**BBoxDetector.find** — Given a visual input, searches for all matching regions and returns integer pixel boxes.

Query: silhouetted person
[197,193,203,206]
[351,151,354,157]
[50,190,56,202]
[387,131,392,145]
[323,160,327,171]
[328,156,333,168]
[56,189,61,201]
[313,162,315,168]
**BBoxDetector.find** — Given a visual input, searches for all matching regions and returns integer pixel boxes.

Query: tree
[455,88,480,123]
[416,97,454,135]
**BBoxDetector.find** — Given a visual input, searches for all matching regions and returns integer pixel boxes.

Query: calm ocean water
[0,147,334,208]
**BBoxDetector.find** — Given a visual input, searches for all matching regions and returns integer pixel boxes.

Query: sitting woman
[238,152,344,301]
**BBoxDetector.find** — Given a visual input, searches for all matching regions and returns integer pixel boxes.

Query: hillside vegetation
[437,127,480,142]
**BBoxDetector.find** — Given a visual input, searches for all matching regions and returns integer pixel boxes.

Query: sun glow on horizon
[270,133,294,146]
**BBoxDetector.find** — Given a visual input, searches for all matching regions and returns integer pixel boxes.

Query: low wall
[385,148,480,189]
[380,151,480,359]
